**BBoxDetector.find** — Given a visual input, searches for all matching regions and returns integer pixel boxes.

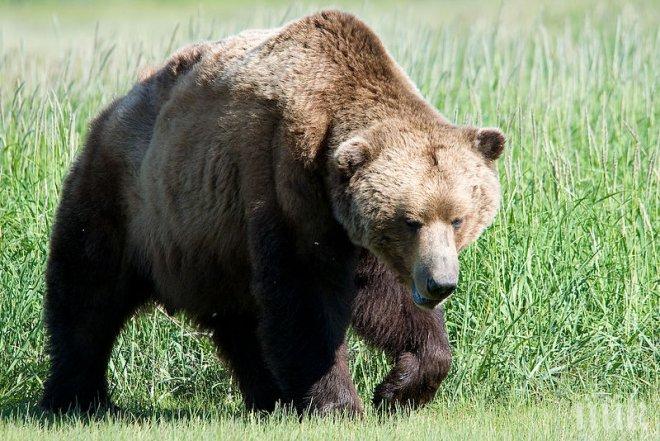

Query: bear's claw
[372,351,449,411]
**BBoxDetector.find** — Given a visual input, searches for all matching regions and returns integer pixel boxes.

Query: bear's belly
[150,248,254,320]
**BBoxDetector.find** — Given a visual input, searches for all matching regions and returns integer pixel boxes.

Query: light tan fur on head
[327,118,505,309]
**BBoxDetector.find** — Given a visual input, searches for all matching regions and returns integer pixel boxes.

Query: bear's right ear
[333,136,372,176]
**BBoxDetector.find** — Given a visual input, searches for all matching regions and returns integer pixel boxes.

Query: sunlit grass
[1,399,657,440]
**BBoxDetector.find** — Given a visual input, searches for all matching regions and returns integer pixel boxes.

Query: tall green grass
[0,0,657,425]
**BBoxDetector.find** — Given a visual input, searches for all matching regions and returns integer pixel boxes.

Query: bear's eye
[405,218,423,231]
[451,218,463,230]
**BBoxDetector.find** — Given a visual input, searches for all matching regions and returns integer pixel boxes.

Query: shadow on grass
[0,398,254,426]
[0,396,417,427]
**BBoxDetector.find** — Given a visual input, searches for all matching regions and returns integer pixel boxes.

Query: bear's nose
[426,278,456,300]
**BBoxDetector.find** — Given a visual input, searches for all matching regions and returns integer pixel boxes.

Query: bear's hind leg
[211,312,282,412]
[42,241,150,412]
[41,245,150,412]
[41,182,151,412]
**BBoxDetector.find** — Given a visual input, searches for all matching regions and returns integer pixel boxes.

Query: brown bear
[41,10,504,415]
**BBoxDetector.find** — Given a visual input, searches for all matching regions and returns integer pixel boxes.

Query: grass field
[0,0,658,439]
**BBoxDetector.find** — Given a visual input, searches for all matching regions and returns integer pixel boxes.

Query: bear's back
[96,28,275,175]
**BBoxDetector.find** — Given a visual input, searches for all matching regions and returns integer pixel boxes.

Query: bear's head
[328,119,505,309]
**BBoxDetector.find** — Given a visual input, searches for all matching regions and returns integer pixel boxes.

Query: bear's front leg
[247,204,363,416]
[352,250,452,410]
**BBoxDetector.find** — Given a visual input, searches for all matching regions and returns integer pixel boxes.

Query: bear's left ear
[333,136,372,176]
[475,127,506,161]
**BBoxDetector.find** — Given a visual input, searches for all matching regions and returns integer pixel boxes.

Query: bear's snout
[411,222,459,310]
[412,269,458,310]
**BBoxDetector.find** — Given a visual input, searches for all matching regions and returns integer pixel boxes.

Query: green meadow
[0,0,657,439]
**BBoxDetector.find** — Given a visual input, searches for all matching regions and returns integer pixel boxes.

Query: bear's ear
[475,127,506,161]
[333,136,371,176]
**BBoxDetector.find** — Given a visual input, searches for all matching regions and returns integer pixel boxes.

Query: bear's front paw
[373,376,437,411]
[303,394,364,417]
[298,372,364,417]
[373,351,449,411]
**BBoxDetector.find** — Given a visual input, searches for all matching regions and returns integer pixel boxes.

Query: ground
[1,400,656,440]
[0,0,657,439]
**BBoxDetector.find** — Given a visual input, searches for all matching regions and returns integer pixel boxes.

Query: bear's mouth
[411,284,441,310]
